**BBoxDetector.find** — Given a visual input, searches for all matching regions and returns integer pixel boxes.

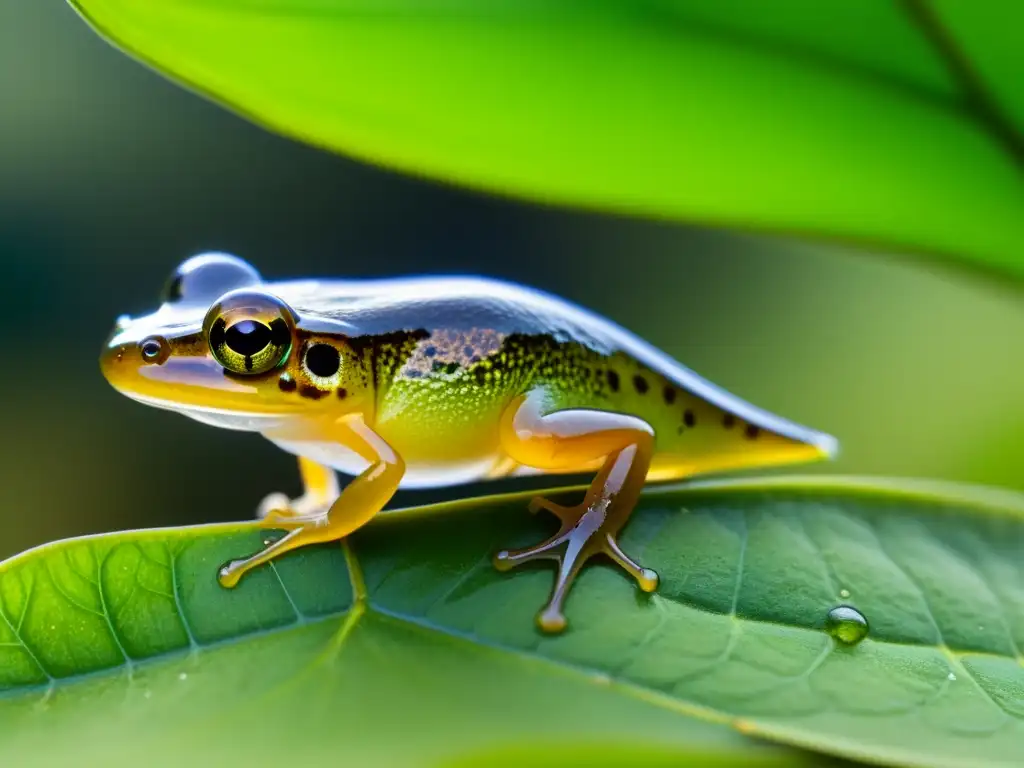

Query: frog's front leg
[495,390,659,634]
[256,456,340,522]
[219,414,404,588]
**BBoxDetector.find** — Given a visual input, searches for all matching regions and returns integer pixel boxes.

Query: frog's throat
[117,390,296,432]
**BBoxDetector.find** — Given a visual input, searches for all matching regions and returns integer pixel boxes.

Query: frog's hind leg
[219,415,404,588]
[495,390,659,633]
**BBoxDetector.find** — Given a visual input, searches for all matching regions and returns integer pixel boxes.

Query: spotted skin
[355,330,798,481]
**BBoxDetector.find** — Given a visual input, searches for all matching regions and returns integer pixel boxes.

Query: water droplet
[178,672,188,681]
[825,605,869,646]
[947,672,957,681]
[839,589,850,599]
[144,690,152,699]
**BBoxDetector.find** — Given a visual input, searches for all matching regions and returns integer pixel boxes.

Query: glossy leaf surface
[1,478,1022,767]
[67,1,1024,279]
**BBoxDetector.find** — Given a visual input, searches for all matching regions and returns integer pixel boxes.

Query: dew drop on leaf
[825,605,868,646]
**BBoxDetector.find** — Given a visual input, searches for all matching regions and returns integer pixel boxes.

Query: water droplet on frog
[947,672,957,681]
[839,588,850,598]
[825,605,868,646]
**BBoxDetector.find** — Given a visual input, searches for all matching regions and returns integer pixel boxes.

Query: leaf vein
[0,598,53,683]
[860,518,946,644]
[943,649,1020,723]
[794,514,841,599]
[42,559,106,619]
[168,543,199,650]
[423,548,498,618]
[930,531,1023,661]
[268,562,304,623]
[864,521,1019,721]
[94,549,134,668]
[730,514,748,618]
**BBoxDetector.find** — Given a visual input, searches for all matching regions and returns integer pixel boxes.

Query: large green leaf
[1,477,1023,767]
[67,1,1024,279]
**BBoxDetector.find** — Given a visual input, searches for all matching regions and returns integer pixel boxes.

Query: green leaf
[2,477,1023,767]
[68,1,1024,280]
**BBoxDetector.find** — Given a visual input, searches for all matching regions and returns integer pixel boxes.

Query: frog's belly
[266,437,536,489]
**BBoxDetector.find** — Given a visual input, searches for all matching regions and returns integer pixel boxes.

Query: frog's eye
[203,290,295,375]
[163,252,261,305]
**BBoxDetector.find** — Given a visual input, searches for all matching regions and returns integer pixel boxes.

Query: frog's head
[101,254,360,430]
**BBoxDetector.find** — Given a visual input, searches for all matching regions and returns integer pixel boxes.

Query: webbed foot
[494,496,658,633]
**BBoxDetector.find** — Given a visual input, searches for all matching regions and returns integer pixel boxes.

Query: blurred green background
[1,0,1022,562]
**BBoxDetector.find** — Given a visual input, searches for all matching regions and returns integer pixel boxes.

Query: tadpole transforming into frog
[101,253,837,633]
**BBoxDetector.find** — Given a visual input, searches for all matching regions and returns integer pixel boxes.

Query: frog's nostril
[139,337,170,365]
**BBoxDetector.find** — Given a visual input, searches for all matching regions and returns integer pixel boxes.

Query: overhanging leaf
[68,1,1024,280]
[1,477,1023,767]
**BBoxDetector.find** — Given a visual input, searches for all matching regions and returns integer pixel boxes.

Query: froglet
[101,253,838,632]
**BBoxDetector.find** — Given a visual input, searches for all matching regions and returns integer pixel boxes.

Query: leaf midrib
[900,0,1023,164]
[639,0,960,115]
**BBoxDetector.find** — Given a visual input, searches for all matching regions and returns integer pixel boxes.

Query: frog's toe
[256,490,332,523]
[218,560,246,589]
[536,607,568,634]
[256,514,320,533]
[256,510,300,529]
[493,529,569,571]
[602,534,659,592]
[256,492,294,521]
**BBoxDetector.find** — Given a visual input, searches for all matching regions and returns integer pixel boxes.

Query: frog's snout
[100,340,146,391]
[101,328,176,387]
[100,321,270,414]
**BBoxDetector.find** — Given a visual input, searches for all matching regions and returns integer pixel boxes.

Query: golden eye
[203,290,295,375]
